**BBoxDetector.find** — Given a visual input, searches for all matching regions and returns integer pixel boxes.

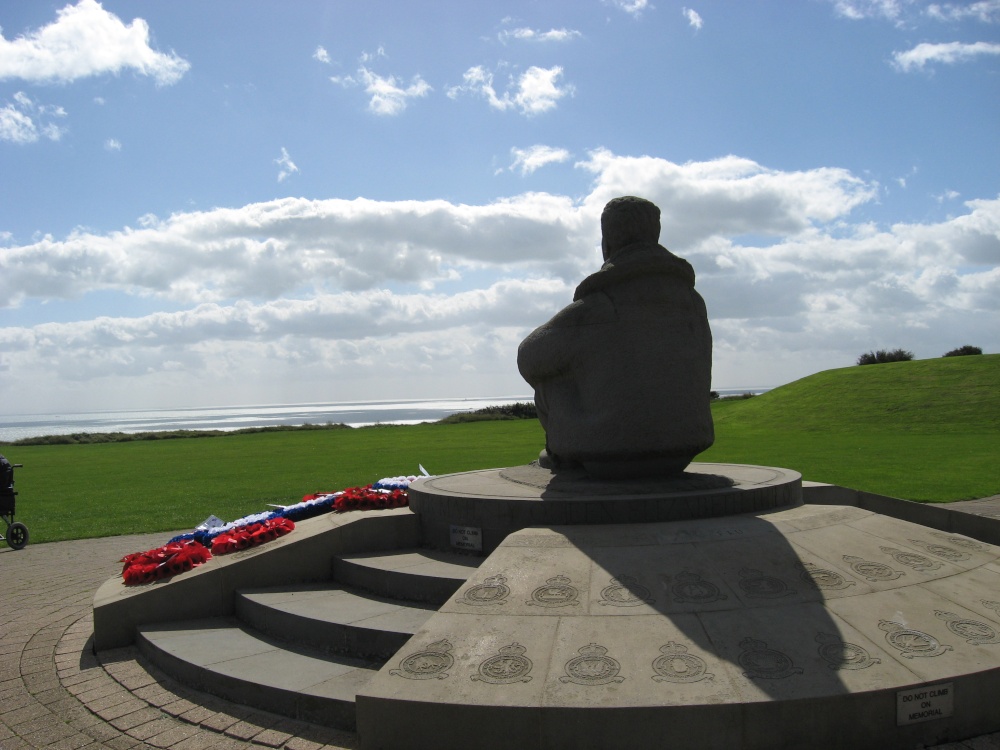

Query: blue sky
[1,0,998,414]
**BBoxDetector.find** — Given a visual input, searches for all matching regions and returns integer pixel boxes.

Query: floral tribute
[119,471,425,586]
[120,539,213,585]
[210,516,295,554]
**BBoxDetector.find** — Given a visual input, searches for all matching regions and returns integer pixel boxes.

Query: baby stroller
[1,454,28,550]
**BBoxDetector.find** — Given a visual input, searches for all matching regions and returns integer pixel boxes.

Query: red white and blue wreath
[119,469,427,585]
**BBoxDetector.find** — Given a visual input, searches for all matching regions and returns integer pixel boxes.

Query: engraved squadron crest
[815,632,880,670]
[560,643,625,685]
[599,575,654,607]
[669,569,728,604]
[878,620,952,658]
[843,555,904,582]
[651,642,714,683]
[907,539,971,562]
[983,600,1000,616]
[391,639,455,680]
[738,568,794,599]
[798,562,855,591]
[456,574,510,606]
[935,610,1000,645]
[472,643,533,684]
[527,575,581,608]
[930,532,985,551]
[738,637,803,679]
[879,546,942,572]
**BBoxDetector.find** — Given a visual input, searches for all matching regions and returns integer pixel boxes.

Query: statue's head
[601,196,661,261]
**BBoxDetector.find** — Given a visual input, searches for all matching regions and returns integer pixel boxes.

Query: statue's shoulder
[574,244,694,300]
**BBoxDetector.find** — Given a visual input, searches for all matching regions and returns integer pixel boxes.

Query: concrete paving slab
[826,587,1000,683]
[139,620,278,666]
[209,647,367,692]
[249,587,413,625]
[847,513,1000,571]
[922,566,1000,624]
[698,601,919,701]
[542,612,742,708]
[363,613,559,708]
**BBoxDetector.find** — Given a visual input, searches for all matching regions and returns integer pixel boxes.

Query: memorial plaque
[896,682,953,725]
[450,524,482,552]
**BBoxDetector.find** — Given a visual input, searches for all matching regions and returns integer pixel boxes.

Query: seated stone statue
[517,196,714,479]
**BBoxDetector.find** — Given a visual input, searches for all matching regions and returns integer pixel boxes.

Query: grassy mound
[711,354,999,434]
[701,354,1000,502]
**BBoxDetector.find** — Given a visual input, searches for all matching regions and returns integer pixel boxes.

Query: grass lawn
[3,420,545,544]
[3,354,998,545]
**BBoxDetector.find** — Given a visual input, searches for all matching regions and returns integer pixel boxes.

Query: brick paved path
[1,532,355,750]
[2,515,1000,750]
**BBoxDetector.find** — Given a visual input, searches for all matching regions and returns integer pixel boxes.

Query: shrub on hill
[857,349,914,365]
[943,345,983,357]
[5,422,351,446]
[438,402,537,424]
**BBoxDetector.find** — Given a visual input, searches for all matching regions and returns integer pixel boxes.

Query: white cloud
[0,192,584,307]
[0,0,189,85]
[892,40,1000,70]
[313,46,331,64]
[576,149,878,249]
[498,27,582,43]
[2,150,997,408]
[607,0,652,17]
[275,147,299,182]
[104,138,121,151]
[0,92,67,144]
[832,0,905,21]
[683,8,704,29]
[0,101,37,144]
[927,1,1000,23]
[357,67,431,115]
[330,50,430,115]
[507,145,572,175]
[450,65,573,116]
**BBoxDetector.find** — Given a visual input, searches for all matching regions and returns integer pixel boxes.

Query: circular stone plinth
[358,503,1000,750]
[408,462,801,554]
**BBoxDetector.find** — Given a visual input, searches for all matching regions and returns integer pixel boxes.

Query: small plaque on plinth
[450,524,482,552]
[896,682,953,725]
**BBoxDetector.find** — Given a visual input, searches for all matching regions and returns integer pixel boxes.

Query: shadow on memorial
[509,508,856,704]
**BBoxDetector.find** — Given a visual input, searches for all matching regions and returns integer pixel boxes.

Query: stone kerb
[803,482,1000,548]
[92,507,421,651]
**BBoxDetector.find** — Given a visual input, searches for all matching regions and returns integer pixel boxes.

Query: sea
[0,389,769,443]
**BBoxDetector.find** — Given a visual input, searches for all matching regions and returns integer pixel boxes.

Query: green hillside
[713,353,1000,434]
[701,354,1000,501]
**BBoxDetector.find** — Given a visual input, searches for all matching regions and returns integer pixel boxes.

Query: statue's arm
[517,293,614,385]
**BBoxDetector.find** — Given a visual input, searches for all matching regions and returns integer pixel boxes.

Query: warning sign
[450,524,482,552]
[896,682,953,725]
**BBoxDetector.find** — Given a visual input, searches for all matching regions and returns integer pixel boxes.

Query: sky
[1,0,999,415]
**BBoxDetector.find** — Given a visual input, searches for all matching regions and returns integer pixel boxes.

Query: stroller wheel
[7,522,28,550]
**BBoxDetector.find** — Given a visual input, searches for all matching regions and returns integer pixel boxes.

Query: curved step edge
[137,617,378,730]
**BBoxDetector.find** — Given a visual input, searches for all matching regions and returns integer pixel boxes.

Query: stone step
[137,618,378,731]
[236,583,438,661]
[332,547,481,605]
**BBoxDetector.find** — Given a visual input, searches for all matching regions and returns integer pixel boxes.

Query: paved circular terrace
[2,495,999,749]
